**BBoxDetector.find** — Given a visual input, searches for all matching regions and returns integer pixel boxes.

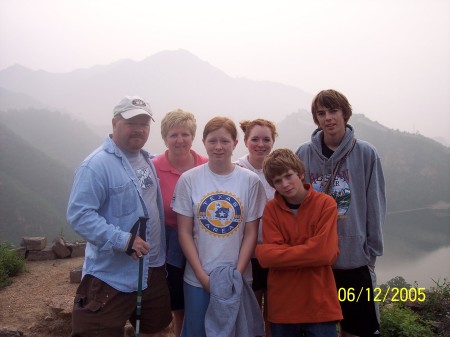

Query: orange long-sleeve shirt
[255,184,343,323]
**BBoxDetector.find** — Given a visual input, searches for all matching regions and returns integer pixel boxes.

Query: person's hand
[131,235,150,261]
[198,273,211,292]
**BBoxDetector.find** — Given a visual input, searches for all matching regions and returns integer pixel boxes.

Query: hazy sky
[1,0,449,144]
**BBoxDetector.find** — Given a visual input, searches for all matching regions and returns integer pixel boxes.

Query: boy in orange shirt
[255,148,342,337]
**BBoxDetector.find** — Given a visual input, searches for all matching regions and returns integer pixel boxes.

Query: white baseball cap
[113,96,155,121]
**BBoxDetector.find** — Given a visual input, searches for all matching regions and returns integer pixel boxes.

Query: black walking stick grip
[138,217,148,242]
[125,217,148,256]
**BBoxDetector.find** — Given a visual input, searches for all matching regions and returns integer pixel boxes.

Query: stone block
[14,247,27,259]
[48,294,74,317]
[0,328,24,336]
[21,237,47,251]
[52,236,71,258]
[67,242,86,258]
[70,268,83,284]
[27,247,56,261]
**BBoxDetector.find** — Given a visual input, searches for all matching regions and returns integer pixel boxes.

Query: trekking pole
[135,216,148,337]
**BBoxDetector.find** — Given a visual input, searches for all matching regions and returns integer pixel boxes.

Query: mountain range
[0,49,311,127]
[0,50,448,264]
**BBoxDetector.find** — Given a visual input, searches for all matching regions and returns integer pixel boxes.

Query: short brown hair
[203,116,238,141]
[240,119,278,142]
[311,89,352,126]
[263,148,305,188]
[160,109,197,140]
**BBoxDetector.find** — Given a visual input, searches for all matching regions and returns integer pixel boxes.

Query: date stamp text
[338,287,426,302]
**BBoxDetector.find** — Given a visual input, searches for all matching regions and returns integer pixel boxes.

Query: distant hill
[0,49,312,129]
[349,114,450,212]
[0,107,104,244]
[0,122,79,244]
[0,87,55,111]
[0,108,102,170]
[0,49,315,158]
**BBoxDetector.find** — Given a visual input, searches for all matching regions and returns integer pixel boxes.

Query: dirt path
[0,257,174,337]
[0,257,82,336]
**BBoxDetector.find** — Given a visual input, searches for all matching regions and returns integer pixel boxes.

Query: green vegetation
[0,121,81,245]
[379,276,450,337]
[0,242,26,289]
[351,114,450,213]
[420,279,450,336]
[0,108,101,245]
[381,304,434,337]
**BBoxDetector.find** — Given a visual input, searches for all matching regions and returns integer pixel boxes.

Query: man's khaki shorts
[71,266,172,337]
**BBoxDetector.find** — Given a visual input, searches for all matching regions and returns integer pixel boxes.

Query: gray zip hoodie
[296,124,386,269]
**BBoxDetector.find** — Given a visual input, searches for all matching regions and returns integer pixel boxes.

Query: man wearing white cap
[67,96,172,337]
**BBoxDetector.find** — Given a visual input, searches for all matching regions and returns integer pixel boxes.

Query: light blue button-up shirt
[67,136,165,292]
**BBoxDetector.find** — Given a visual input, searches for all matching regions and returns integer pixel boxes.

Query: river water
[377,246,450,288]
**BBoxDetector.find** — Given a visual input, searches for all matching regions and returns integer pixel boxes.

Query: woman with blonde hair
[152,109,207,337]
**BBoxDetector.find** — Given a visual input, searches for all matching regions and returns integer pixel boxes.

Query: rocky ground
[0,257,174,337]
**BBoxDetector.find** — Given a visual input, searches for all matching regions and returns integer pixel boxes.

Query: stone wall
[16,236,85,284]
[7,237,150,337]
[17,236,86,261]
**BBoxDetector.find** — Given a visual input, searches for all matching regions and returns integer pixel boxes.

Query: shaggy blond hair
[160,109,197,140]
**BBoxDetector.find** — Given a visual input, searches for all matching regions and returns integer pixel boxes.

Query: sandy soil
[0,257,82,336]
[0,257,174,337]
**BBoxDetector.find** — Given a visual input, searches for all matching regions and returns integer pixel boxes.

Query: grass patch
[0,242,26,288]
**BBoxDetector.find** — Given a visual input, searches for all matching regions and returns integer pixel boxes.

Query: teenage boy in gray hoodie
[296,89,386,337]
